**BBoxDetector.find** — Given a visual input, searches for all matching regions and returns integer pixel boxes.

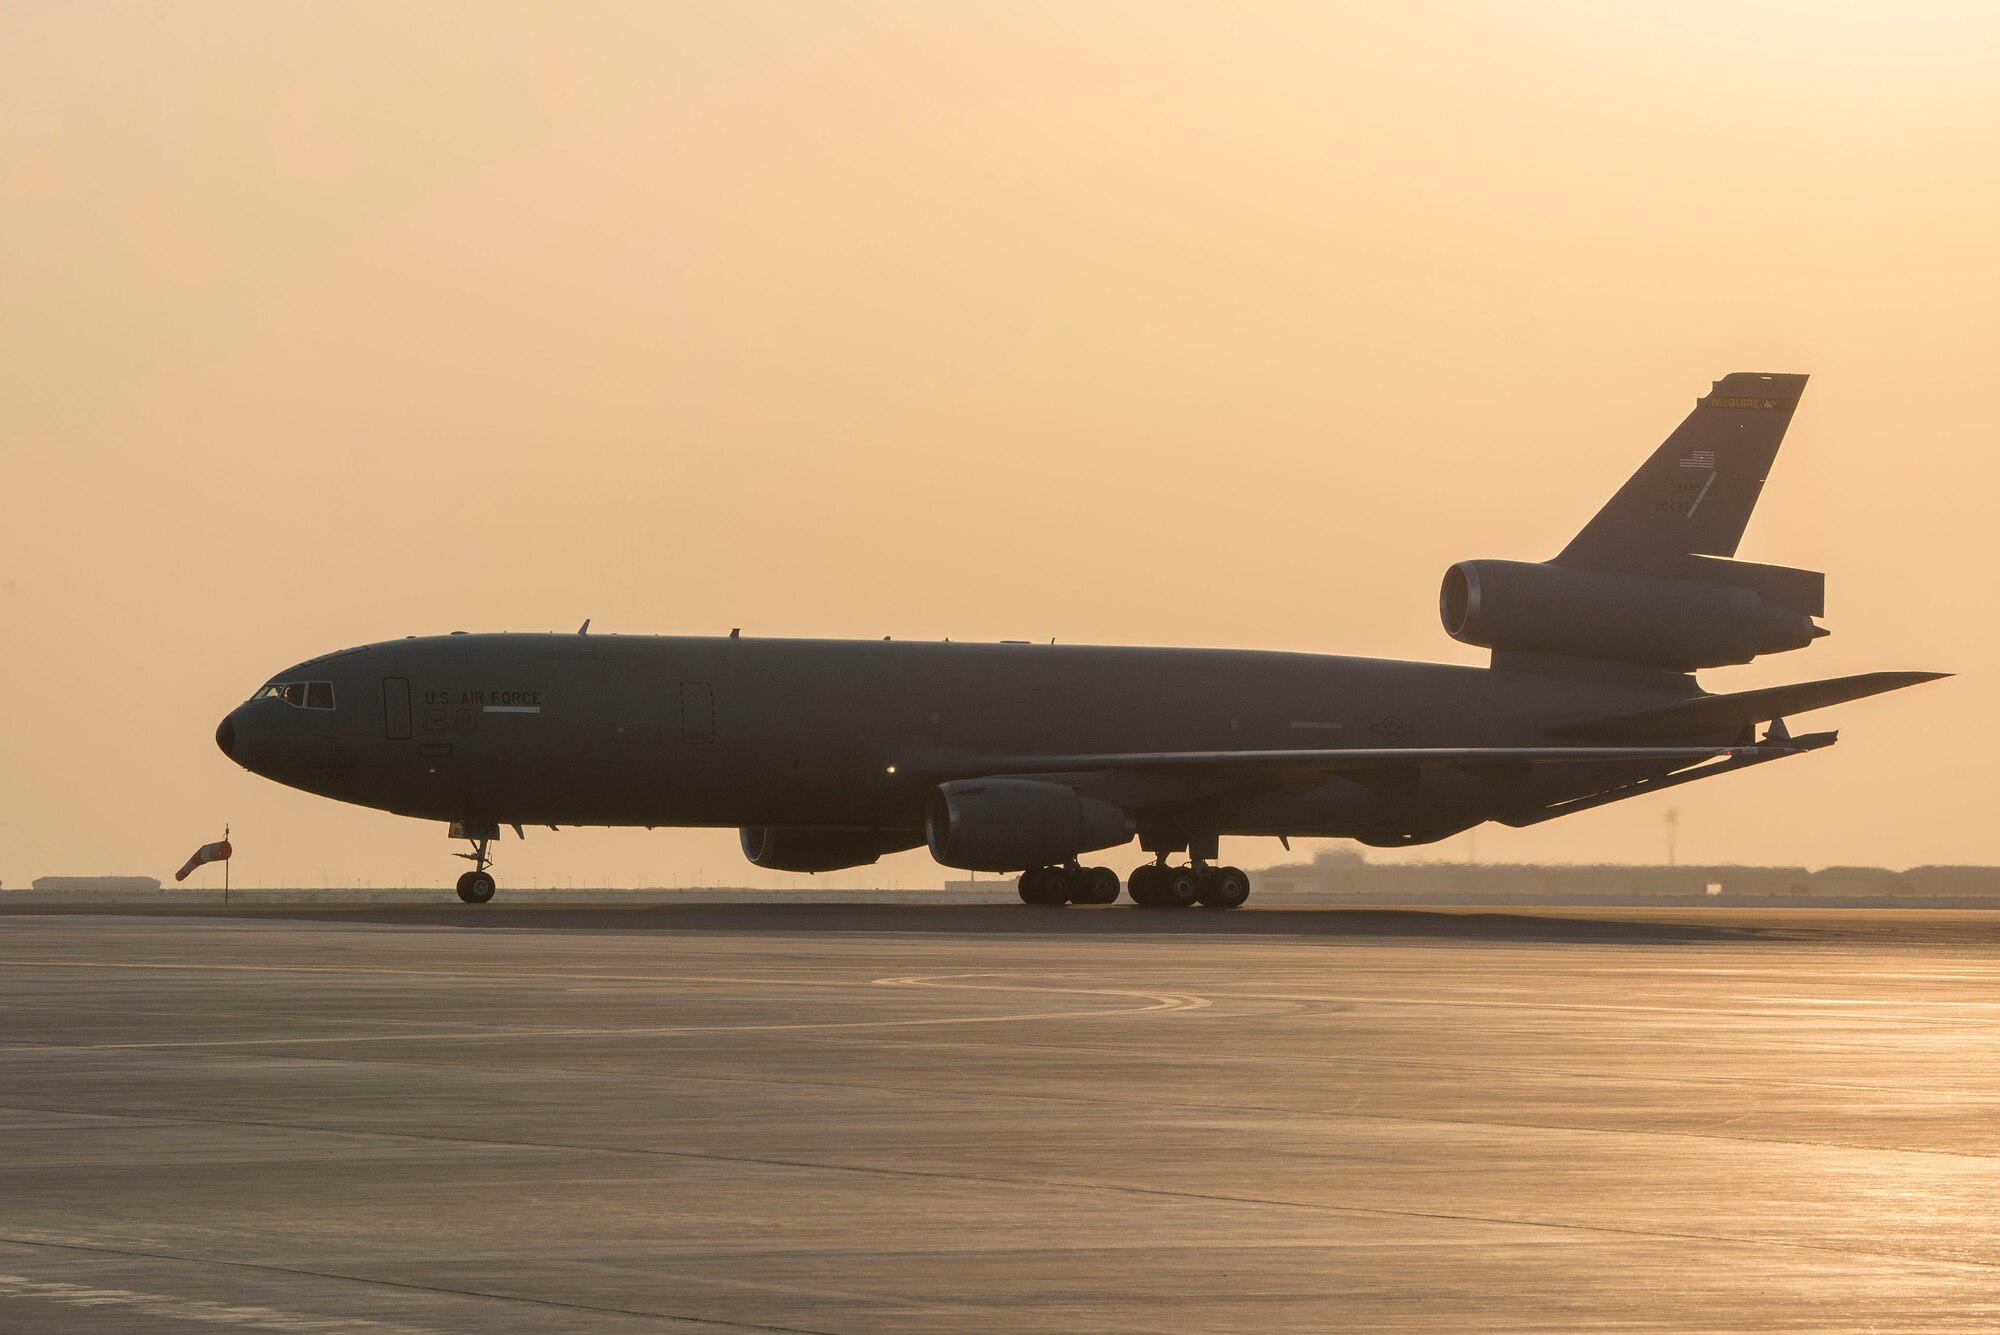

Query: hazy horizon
[4,2,1989,890]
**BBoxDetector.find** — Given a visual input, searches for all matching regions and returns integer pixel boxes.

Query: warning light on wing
[175,838,233,883]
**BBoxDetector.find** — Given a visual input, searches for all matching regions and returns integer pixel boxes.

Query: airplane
[216,372,1944,906]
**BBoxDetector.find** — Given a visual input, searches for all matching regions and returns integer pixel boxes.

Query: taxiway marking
[0,967,1207,1051]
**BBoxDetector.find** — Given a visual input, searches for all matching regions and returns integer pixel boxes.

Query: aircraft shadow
[182,901,1791,946]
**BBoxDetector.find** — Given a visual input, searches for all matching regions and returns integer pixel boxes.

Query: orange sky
[2,2,1990,888]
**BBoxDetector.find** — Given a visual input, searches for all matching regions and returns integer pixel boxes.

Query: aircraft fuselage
[219,633,1695,843]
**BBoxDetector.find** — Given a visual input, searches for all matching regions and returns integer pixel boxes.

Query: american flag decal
[1679,449,1716,470]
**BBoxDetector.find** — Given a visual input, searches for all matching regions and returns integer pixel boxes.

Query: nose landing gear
[455,867,496,904]
[450,821,500,904]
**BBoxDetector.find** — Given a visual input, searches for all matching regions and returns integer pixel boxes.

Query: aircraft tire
[456,871,496,904]
[1075,866,1121,904]
[1018,867,1068,905]
[1197,866,1251,909]
[1130,865,1197,908]
[1154,866,1200,909]
[1040,865,1071,904]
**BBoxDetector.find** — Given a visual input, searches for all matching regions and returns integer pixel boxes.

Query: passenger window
[306,681,334,710]
[281,682,307,707]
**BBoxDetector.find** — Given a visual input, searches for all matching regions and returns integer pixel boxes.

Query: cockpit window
[255,681,336,709]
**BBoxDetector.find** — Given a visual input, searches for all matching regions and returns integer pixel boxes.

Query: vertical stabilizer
[1557,372,1808,573]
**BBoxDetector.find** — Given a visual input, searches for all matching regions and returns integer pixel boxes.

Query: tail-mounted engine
[1440,557,1825,672]
[1447,371,1833,673]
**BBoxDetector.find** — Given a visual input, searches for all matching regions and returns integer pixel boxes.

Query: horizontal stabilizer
[1540,671,1949,742]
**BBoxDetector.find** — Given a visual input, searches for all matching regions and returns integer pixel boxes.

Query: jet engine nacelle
[739,826,923,874]
[926,779,1135,872]
[1440,559,1821,671]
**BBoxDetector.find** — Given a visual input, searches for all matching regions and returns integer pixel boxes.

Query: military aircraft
[217,373,1943,906]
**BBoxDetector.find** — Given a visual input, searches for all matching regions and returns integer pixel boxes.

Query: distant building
[1252,850,1999,907]
[29,876,165,892]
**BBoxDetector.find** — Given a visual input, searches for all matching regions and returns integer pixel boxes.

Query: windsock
[175,839,233,883]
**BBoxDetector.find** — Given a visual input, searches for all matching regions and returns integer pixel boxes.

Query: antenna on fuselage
[578,619,590,635]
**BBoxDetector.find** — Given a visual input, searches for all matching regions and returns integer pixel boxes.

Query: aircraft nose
[215,711,237,760]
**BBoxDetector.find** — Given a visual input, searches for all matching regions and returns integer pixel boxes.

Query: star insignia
[1372,716,1416,743]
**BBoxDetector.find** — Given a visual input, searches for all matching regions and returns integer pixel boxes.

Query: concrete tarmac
[2,902,1997,1332]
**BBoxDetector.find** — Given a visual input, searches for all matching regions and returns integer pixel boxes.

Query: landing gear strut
[451,822,499,904]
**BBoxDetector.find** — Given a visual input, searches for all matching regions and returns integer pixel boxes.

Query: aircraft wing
[908,738,1832,821]
[910,743,1771,785]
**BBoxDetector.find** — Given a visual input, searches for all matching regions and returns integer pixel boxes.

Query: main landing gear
[1016,861,1251,908]
[1129,860,1250,909]
[1018,864,1122,905]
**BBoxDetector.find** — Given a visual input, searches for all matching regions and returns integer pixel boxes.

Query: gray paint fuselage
[220,633,1699,842]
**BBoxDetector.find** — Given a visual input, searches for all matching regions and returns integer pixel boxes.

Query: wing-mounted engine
[739,826,924,873]
[927,779,1135,872]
